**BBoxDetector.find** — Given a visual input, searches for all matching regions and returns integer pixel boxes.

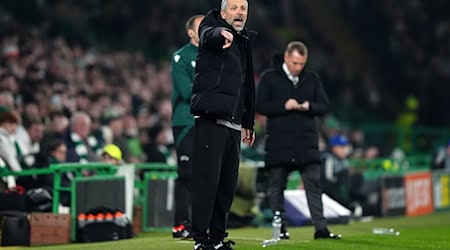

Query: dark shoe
[193,242,211,250]
[280,226,290,240]
[172,224,186,238]
[180,226,194,239]
[211,240,235,250]
[314,228,342,240]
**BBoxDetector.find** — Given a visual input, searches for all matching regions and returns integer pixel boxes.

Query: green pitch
[17,211,450,250]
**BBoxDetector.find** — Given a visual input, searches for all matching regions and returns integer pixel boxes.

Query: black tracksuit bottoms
[267,164,328,231]
[192,117,241,243]
[173,126,194,226]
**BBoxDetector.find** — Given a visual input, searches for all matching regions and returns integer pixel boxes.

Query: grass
[7,210,450,250]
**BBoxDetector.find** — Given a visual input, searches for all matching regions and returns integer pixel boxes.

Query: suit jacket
[256,55,329,166]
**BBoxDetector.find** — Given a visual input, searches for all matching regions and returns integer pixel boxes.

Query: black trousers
[267,164,327,231]
[172,126,194,226]
[192,117,240,243]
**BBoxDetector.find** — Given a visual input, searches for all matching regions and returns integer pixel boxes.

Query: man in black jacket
[256,41,341,240]
[190,0,255,249]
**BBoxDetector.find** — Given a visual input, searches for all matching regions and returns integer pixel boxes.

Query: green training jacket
[171,42,197,127]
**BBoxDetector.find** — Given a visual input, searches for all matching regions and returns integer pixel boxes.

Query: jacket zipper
[232,36,249,120]
[231,79,243,120]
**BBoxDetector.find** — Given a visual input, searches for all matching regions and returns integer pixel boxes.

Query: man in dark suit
[256,41,341,240]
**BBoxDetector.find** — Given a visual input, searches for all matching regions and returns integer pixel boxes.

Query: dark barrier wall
[76,177,126,216]
[381,175,406,216]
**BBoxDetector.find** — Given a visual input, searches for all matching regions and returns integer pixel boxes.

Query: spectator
[321,135,364,218]
[122,113,144,163]
[0,106,22,189]
[41,139,70,206]
[16,117,44,168]
[15,117,45,189]
[62,112,101,163]
[101,144,123,165]
[143,123,173,164]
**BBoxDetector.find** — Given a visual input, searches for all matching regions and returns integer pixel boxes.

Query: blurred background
[1,0,450,164]
[1,0,450,237]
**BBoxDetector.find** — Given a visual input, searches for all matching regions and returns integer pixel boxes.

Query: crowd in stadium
[1,0,449,190]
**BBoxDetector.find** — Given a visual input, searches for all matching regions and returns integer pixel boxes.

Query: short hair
[22,116,42,129]
[285,41,308,57]
[70,111,91,126]
[0,105,20,124]
[47,138,65,153]
[221,0,227,11]
[185,15,204,32]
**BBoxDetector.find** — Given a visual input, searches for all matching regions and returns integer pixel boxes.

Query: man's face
[284,50,307,76]
[53,144,67,163]
[73,117,91,139]
[189,16,204,46]
[28,123,44,142]
[102,153,119,164]
[220,0,248,32]
[332,145,349,159]
[2,121,17,134]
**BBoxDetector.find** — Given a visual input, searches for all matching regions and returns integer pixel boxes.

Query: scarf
[71,133,102,163]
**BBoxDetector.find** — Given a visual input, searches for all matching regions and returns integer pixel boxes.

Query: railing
[49,163,118,213]
[0,157,437,233]
[350,155,432,180]
[360,123,450,154]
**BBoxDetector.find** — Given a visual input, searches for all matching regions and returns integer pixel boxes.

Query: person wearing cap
[102,144,123,165]
[321,134,364,218]
[0,106,22,189]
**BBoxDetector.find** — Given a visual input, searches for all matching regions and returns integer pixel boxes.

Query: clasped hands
[285,98,310,111]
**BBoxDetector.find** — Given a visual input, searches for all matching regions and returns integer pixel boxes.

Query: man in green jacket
[170,14,204,239]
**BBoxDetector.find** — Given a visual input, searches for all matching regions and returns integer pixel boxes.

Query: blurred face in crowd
[284,49,307,76]
[158,98,172,123]
[364,146,379,159]
[123,114,138,136]
[109,118,124,137]
[28,123,44,143]
[51,114,69,134]
[75,94,90,111]
[71,114,91,139]
[1,121,18,134]
[102,153,120,165]
[332,145,349,159]
[24,102,40,120]
[52,143,67,163]
[0,75,19,93]
[220,0,248,32]
[0,92,14,108]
